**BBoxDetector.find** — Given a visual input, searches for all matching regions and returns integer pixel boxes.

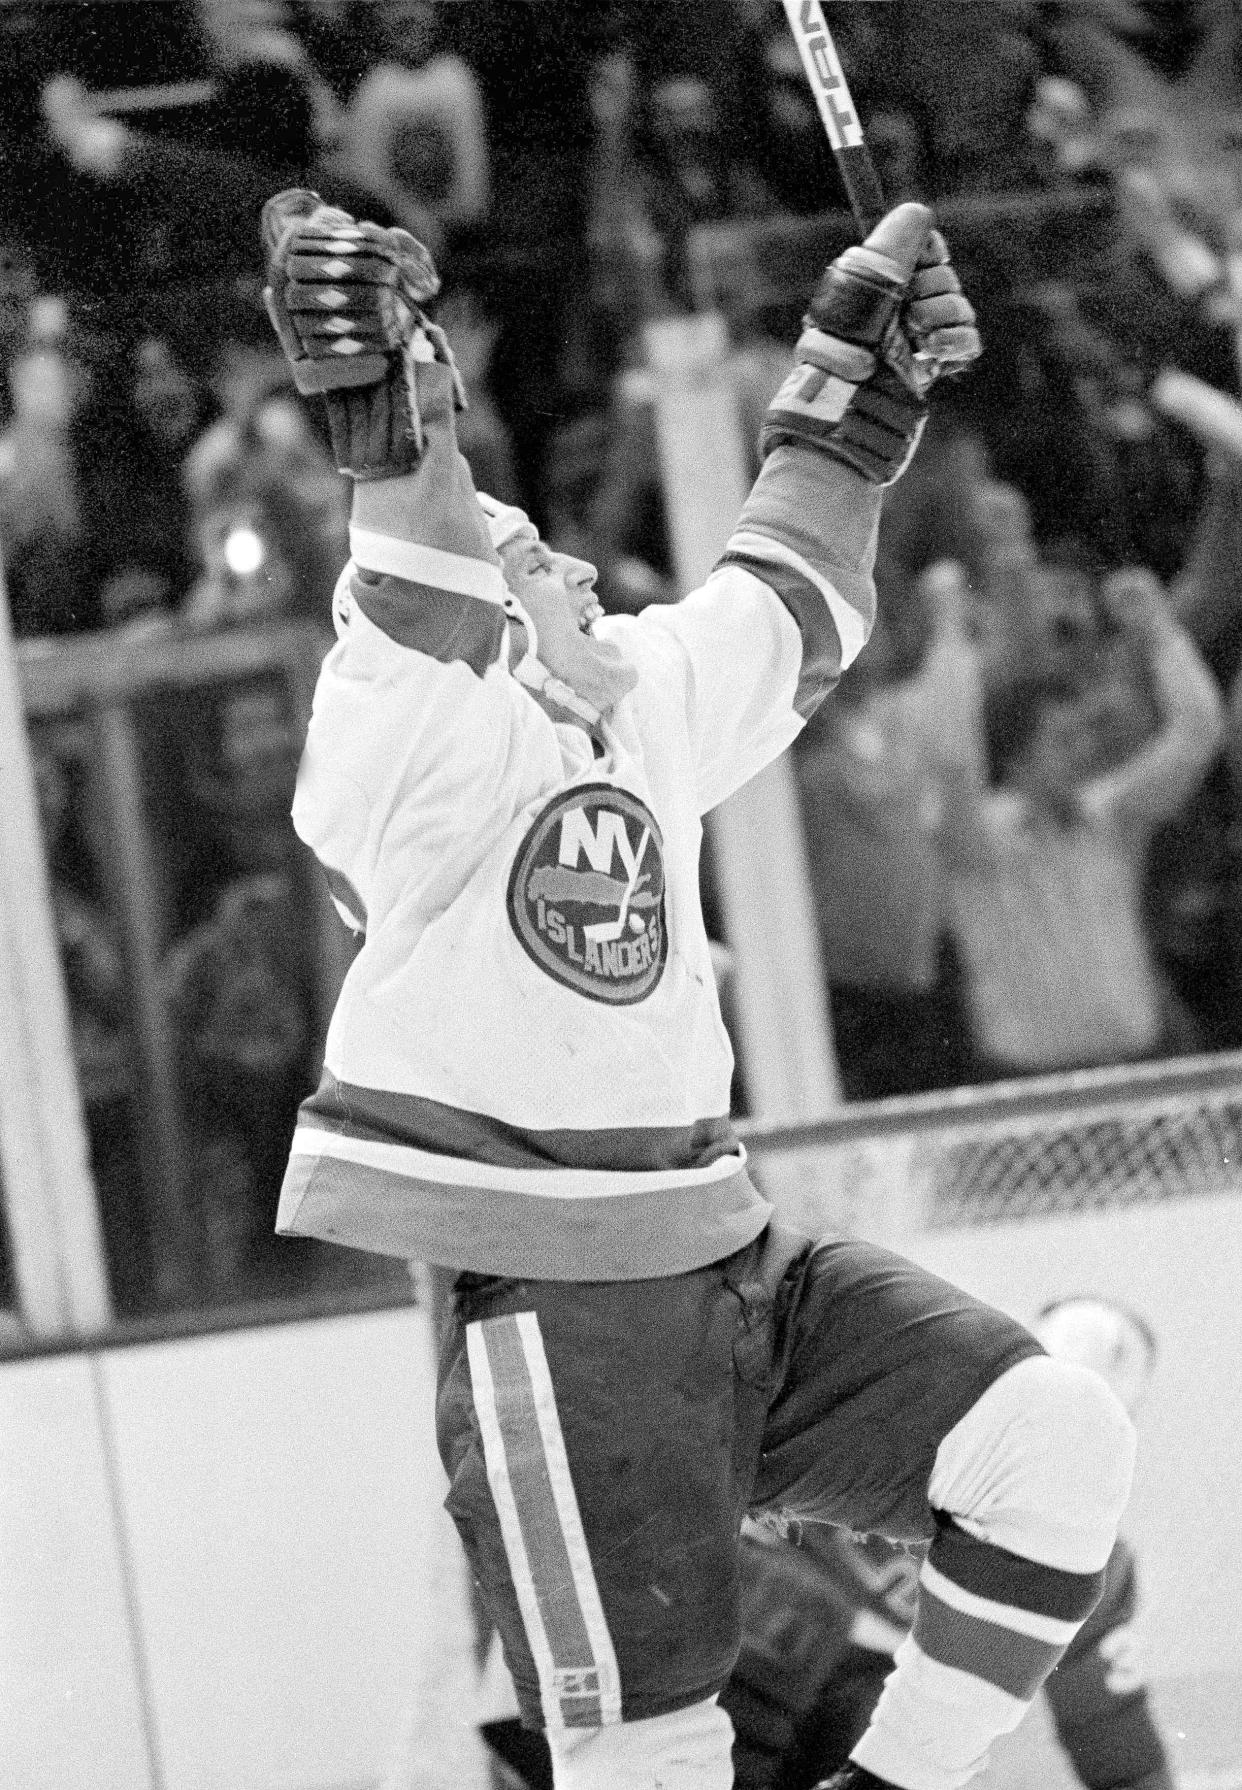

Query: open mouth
[579,601,604,634]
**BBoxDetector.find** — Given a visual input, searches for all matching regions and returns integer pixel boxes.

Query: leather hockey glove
[261,187,466,480]
[761,201,980,487]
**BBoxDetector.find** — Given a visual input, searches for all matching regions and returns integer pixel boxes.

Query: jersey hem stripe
[293,1123,749,1195]
[275,1144,773,1281]
[300,1071,740,1176]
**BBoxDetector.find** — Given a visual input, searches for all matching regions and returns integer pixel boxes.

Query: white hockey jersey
[276,386,879,1282]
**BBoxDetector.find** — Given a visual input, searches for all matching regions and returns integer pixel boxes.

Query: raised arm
[1170,460,1242,653]
[723,203,979,678]
[1080,568,1224,836]
[906,560,1003,872]
[639,203,981,813]
[260,190,548,936]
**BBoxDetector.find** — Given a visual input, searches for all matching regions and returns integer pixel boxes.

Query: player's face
[500,535,638,719]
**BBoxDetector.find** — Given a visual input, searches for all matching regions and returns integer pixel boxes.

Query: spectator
[636,74,762,286]
[0,302,205,633]
[584,49,669,350]
[441,0,617,516]
[286,0,385,110]
[582,300,795,599]
[73,331,206,628]
[179,387,348,630]
[983,281,1203,578]
[896,1,1043,196]
[160,868,383,1298]
[939,559,1223,1078]
[194,0,341,171]
[965,503,1128,715]
[27,717,153,1312]
[29,41,392,360]
[341,0,490,259]
[1145,457,1242,1048]
[795,591,975,1101]
[433,288,521,508]
[30,724,128,1099]
[0,296,89,633]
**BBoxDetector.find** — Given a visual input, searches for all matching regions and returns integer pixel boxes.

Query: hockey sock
[850,1355,1135,1790]
[544,1697,735,1790]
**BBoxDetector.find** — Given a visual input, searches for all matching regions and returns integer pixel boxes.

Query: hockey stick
[782,0,943,385]
[780,0,887,236]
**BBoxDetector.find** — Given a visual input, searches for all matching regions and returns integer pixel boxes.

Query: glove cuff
[761,365,927,487]
[326,352,459,482]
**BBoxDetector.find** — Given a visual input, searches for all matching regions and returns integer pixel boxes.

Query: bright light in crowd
[224,526,265,577]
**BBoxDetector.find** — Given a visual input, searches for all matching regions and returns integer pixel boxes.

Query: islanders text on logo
[507,783,668,1004]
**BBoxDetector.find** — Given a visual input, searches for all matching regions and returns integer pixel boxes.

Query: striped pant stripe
[467,1314,622,1730]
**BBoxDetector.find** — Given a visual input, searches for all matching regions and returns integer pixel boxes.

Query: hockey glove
[761,202,980,486]
[261,187,466,481]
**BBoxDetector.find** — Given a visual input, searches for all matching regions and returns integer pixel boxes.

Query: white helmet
[1033,1297,1157,1417]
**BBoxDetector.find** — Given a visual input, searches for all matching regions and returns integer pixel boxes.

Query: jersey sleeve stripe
[723,529,869,671]
[715,548,849,719]
[350,570,506,672]
[349,524,506,603]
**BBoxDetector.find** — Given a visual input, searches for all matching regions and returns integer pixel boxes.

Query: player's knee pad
[545,1696,734,1790]
[927,1353,1136,1573]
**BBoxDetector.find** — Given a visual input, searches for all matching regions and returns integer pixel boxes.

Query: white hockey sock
[851,1356,1135,1790]
[545,1697,734,1790]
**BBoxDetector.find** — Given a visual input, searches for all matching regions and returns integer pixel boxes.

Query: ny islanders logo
[508,784,667,1004]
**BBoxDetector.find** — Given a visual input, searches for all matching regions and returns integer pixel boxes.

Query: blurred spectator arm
[1082,570,1224,834]
[1170,462,1242,653]
[587,370,670,580]
[914,562,993,870]
[1225,662,1242,793]
[38,73,288,277]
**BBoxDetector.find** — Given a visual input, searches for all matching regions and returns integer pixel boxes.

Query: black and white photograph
[2,4,1240,1789]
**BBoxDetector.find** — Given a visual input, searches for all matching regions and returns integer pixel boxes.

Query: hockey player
[261,187,1136,1790]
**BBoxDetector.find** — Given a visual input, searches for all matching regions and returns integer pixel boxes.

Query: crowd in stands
[3,0,1242,1308]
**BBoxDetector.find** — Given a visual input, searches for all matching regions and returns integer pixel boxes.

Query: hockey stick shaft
[780,0,886,236]
[783,0,945,384]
